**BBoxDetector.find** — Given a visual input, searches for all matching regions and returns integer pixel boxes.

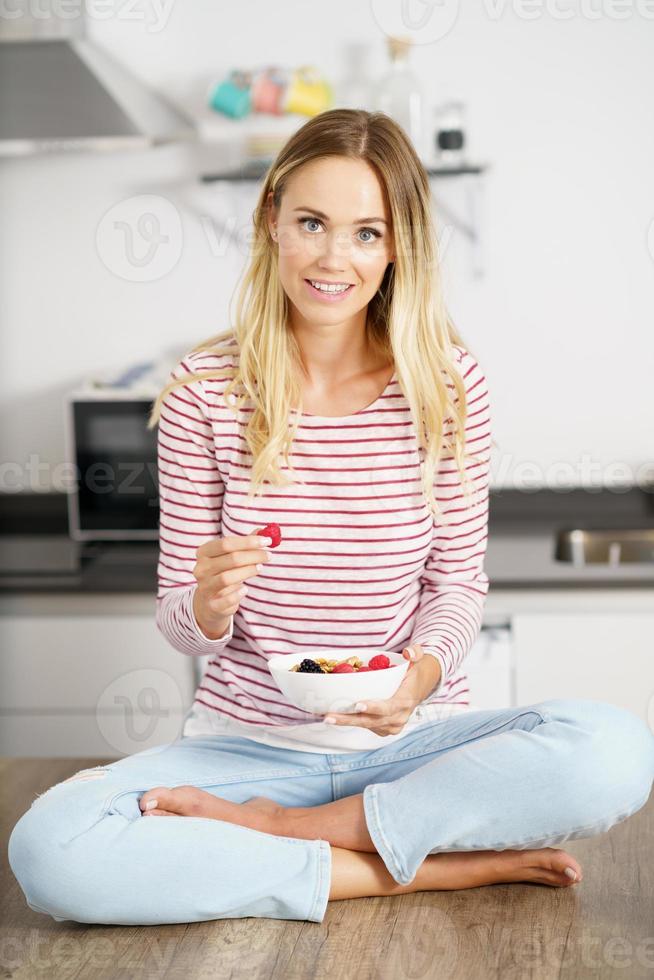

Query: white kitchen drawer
[513,612,654,723]
[465,627,514,710]
[0,614,195,711]
[0,710,188,759]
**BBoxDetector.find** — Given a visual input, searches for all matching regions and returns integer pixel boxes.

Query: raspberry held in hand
[256,523,281,547]
[368,654,391,670]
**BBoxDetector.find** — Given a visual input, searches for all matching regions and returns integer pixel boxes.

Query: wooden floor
[2,757,652,979]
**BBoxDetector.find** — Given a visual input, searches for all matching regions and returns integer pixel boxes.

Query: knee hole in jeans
[31,767,109,807]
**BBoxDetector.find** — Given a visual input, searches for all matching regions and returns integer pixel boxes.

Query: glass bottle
[334,42,373,110]
[374,35,424,157]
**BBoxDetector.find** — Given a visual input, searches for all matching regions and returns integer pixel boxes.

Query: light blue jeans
[8,698,654,925]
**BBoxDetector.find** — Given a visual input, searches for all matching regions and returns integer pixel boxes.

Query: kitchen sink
[554,529,654,565]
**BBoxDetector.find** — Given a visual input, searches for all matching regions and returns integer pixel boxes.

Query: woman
[8,110,654,925]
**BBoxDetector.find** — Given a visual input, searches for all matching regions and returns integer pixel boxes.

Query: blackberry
[298,659,324,673]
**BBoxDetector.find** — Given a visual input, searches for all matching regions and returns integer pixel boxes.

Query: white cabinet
[484,589,654,725]
[0,594,195,758]
[512,612,654,721]
[463,627,514,711]
[2,587,652,756]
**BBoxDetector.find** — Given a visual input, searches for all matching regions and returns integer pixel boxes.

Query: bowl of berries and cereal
[268,649,410,716]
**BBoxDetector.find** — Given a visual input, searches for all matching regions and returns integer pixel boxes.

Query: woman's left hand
[323,645,430,737]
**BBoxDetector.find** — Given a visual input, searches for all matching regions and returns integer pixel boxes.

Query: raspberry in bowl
[268,649,409,716]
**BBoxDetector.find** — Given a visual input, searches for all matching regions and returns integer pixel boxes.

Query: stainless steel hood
[0,6,195,156]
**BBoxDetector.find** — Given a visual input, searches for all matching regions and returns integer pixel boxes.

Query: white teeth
[309,280,350,293]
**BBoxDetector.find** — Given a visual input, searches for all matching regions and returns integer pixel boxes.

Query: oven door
[66,396,159,541]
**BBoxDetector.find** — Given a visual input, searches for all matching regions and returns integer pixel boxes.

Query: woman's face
[267,156,395,328]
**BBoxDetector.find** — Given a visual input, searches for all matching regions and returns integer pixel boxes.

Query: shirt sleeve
[155,355,235,656]
[409,349,492,697]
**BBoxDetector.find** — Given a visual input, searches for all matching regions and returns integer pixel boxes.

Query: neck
[290,313,379,388]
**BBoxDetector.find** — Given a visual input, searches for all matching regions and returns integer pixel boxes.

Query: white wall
[2,0,653,493]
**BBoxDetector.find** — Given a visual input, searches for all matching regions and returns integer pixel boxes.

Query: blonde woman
[9,110,653,925]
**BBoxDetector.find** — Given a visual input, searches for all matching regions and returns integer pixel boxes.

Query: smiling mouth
[304,278,355,292]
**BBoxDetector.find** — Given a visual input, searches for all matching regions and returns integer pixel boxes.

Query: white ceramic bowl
[268,649,410,715]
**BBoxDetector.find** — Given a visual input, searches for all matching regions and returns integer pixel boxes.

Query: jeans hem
[307,840,332,922]
[363,783,411,886]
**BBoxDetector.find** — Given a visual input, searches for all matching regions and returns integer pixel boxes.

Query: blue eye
[357,228,381,243]
[297,217,382,243]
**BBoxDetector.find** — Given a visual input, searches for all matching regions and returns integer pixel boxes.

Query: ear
[265,191,277,239]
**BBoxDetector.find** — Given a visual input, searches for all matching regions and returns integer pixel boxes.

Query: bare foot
[138,786,283,834]
[496,847,583,886]
[416,846,583,892]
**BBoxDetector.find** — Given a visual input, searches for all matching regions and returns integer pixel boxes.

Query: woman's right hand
[191,533,273,639]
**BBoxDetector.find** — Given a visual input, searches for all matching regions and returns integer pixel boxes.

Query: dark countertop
[0,488,652,593]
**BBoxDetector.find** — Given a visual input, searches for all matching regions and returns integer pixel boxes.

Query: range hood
[0,7,195,156]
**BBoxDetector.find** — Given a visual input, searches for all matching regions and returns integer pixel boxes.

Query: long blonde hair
[147,108,487,524]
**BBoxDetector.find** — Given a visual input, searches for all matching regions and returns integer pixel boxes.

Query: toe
[139,787,171,813]
[543,847,582,882]
[560,860,583,883]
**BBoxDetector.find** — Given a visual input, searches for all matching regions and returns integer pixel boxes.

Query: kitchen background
[1,0,653,757]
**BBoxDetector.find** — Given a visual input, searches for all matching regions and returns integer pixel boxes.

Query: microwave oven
[64,388,159,541]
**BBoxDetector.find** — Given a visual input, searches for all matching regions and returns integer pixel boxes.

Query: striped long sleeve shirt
[155,341,492,753]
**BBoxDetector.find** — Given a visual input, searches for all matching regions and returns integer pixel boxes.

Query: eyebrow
[292,206,388,226]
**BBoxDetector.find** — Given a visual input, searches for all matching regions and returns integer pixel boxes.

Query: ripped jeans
[7,698,654,925]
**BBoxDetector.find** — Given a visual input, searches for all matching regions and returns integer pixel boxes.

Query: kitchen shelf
[199,163,486,182]
[197,161,489,277]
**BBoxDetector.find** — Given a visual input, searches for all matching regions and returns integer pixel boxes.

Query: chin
[295,288,372,313]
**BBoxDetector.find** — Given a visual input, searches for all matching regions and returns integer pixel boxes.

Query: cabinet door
[465,627,514,710]
[1,613,196,757]
[513,613,654,723]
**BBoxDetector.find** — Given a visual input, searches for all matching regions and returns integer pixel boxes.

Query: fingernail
[355,702,367,712]
[324,717,336,724]
[564,867,577,880]
[263,537,274,546]
[256,563,263,572]
[144,799,158,810]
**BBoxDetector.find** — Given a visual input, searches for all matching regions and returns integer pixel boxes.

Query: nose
[315,229,351,274]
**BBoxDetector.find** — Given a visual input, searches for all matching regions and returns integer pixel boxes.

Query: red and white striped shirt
[155,340,492,753]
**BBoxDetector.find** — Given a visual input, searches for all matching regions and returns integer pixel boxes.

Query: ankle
[281,805,314,840]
